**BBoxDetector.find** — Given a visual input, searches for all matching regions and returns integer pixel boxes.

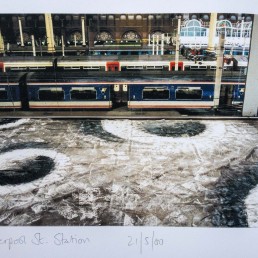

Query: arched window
[202,14,209,21]
[218,15,225,20]
[216,20,233,37]
[191,14,198,20]
[95,31,114,41]
[246,16,252,22]
[12,16,17,22]
[181,19,208,37]
[230,15,237,21]
[65,15,71,21]
[121,31,141,42]
[38,15,44,22]
[68,31,83,45]
[120,15,126,20]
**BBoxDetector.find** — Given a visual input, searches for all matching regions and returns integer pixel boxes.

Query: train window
[38,88,64,101]
[0,90,8,100]
[29,67,46,70]
[146,66,163,70]
[70,88,96,100]
[176,87,202,100]
[143,87,169,100]
[83,66,100,70]
[126,66,143,70]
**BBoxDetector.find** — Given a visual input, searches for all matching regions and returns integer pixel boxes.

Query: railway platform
[0,106,255,120]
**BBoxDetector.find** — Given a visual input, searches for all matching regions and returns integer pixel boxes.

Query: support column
[161,34,164,55]
[152,35,155,55]
[175,16,181,71]
[18,17,24,47]
[242,15,258,117]
[214,32,225,107]
[31,35,36,56]
[74,34,77,47]
[61,35,65,57]
[81,16,86,46]
[156,35,159,55]
[207,13,217,52]
[0,29,4,54]
[44,13,55,53]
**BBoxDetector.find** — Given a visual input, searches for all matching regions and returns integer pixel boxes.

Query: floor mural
[0,118,258,227]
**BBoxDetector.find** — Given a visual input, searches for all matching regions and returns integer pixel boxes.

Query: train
[0,54,248,73]
[0,70,246,110]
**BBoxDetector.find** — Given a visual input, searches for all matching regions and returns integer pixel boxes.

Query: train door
[19,74,29,110]
[111,84,128,108]
[219,84,234,107]
[106,62,120,72]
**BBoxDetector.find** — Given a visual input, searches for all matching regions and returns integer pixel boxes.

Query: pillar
[214,32,225,107]
[175,16,181,71]
[81,16,86,46]
[156,35,159,55]
[242,15,258,116]
[44,13,55,53]
[31,35,36,56]
[0,29,4,54]
[152,34,155,55]
[207,13,217,52]
[18,17,24,47]
[161,34,164,55]
[61,35,65,56]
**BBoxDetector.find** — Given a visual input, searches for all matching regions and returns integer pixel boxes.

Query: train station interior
[0,12,257,117]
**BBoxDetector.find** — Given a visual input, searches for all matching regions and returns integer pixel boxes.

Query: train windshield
[142,87,169,100]
[38,88,64,101]
[176,87,202,100]
[70,87,96,100]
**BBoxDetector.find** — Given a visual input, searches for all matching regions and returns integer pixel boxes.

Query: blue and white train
[0,71,245,110]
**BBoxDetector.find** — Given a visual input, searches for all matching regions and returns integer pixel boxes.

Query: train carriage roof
[0,72,26,83]
[25,71,246,84]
